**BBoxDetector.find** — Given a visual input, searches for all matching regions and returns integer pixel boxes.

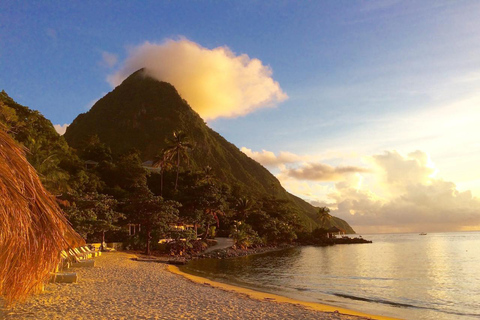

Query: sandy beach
[0,252,395,320]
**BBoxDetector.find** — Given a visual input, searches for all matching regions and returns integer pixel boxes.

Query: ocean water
[181,232,480,320]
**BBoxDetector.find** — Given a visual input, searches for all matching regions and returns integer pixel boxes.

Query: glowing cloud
[241,147,301,166]
[246,147,480,232]
[283,163,370,181]
[330,150,480,233]
[242,147,369,181]
[108,38,288,120]
[372,150,437,192]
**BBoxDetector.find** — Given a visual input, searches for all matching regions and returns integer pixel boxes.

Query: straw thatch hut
[0,128,84,305]
[327,226,345,238]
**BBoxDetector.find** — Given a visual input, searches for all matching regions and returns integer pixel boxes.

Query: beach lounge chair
[82,246,101,257]
[62,249,95,267]
[74,247,92,259]
[50,272,77,283]
[91,243,102,251]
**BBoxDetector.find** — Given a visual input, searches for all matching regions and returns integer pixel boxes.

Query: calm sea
[181,232,480,320]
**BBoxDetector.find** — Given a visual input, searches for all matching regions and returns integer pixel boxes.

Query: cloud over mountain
[108,38,287,120]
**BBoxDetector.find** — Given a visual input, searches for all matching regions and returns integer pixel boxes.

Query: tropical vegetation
[1,74,355,256]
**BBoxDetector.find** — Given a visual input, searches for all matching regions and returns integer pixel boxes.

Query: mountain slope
[0,90,82,194]
[65,69,355,233]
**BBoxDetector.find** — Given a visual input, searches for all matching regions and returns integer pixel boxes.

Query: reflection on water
[182,232,480,320]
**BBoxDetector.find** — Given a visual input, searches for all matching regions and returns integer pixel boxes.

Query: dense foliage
[1,83,355,254]
[64,70,356,231]
[0,91,100,195]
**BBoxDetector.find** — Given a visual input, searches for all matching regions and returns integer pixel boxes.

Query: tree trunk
[175,152,180,190]
[146,227,152,255]
[203,222,210,240]
[160,169,164,197]
[101,230,106,251]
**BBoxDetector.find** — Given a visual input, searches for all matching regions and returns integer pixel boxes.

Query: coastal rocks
[299,237,372,246]
[132,256,188,265]
[167,257,188,265]
[332,237,372,245]
[198,244,295,259]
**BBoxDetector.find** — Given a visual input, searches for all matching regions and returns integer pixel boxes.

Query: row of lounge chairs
[50,245,102,283]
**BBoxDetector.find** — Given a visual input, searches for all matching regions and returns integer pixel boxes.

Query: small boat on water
[419,233,427,235]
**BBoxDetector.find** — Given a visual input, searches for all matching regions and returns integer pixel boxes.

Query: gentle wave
[184,232,480,320]
[333,293,428,309]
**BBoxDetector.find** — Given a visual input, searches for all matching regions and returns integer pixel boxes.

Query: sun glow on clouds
[240,147,302,166]
[332,150,480,233]
[108,38,287,120]
[243,147,480,233]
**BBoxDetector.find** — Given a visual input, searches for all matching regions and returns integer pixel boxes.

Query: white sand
[1,252,382,320]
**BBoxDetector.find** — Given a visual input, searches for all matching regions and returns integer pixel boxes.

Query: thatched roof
[0,128,84,305]
[327,226,344,233]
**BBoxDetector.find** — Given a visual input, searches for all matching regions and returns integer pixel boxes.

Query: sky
[1,1,480,233]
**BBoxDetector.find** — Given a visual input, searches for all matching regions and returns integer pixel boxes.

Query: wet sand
[0,252,398,320]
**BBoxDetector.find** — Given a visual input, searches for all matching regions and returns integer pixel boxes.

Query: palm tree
[317,206,332,229]
[152,151,172,197]
[235,197,253,221]
[163,131,193,191]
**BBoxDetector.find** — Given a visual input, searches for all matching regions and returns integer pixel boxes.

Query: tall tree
[65,192,125,245]
[124,187,180,255]
[152,150,172,197]
[177,170,228,239]
[317,207,332,228]
[247,197,299,244]
[88,193,124,248]
[163,131,193,191]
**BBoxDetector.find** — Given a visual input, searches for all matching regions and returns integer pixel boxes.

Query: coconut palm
[317,206,332,228]
[152,151,172,197]
[163,131,193,191]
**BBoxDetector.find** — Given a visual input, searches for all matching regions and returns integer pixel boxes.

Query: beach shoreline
[1,251,400,320]
[168,265,399,320]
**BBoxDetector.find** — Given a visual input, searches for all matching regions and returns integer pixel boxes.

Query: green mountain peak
[64,70,355,233]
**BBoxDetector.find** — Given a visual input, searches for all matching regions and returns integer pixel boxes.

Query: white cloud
[53,124,69,135]
[101,51,118,68]
[108,38,287,120]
